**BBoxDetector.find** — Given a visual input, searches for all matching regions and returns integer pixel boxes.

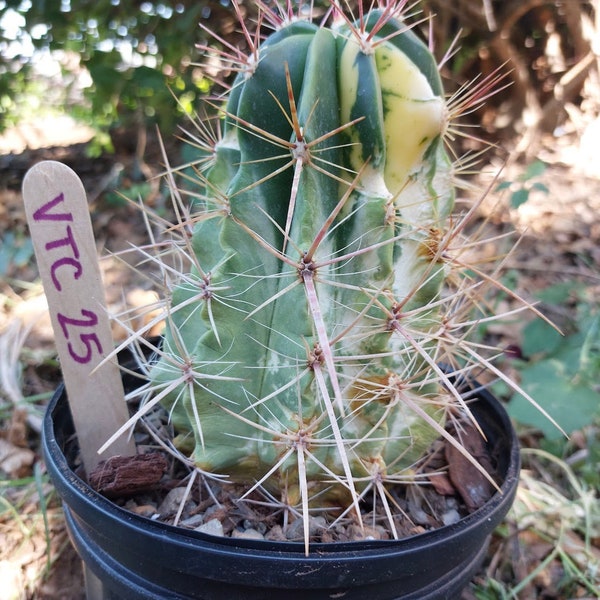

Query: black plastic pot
[43,362,520,600]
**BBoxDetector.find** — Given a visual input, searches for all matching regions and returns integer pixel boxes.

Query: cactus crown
[106,0,543,552]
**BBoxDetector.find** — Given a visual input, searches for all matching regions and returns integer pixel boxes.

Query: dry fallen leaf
[0,438,35,478]
[445,423,495,511]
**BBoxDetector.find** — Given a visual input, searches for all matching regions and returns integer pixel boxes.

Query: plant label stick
[22,160,136,473]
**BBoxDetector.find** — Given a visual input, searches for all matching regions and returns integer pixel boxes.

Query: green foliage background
[0,0,216,135]
[1,1,594,147]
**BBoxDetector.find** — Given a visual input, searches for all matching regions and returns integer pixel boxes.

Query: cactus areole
[149,2,475,544]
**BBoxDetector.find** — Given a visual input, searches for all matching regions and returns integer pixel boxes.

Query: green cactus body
[152,6,455,511]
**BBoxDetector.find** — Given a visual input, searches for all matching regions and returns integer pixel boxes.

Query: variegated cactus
[121,0,513,549]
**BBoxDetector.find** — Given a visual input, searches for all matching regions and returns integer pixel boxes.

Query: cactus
[108,0,541,550]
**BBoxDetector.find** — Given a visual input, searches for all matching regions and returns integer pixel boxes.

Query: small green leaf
[495,181,512,192]
[535,281,583,305]
[508,359,600,439]
[510,188,529,208]
[522,319,563,358]
[521,160,547,180]
[531,182,549,194]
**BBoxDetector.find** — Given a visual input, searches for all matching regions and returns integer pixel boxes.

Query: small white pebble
[231,528,264,540]
[158,487,193,517]
[180,514,205,529]
[442,509,460,526]
[195,518,224,537]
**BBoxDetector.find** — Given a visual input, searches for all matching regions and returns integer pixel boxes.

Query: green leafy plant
[508,281,600,439]
[104,0,546,551]
[0,1,209,137]
[496,160,550,209]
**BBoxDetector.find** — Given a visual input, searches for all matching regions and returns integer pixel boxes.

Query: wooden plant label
[23,160,136,473]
